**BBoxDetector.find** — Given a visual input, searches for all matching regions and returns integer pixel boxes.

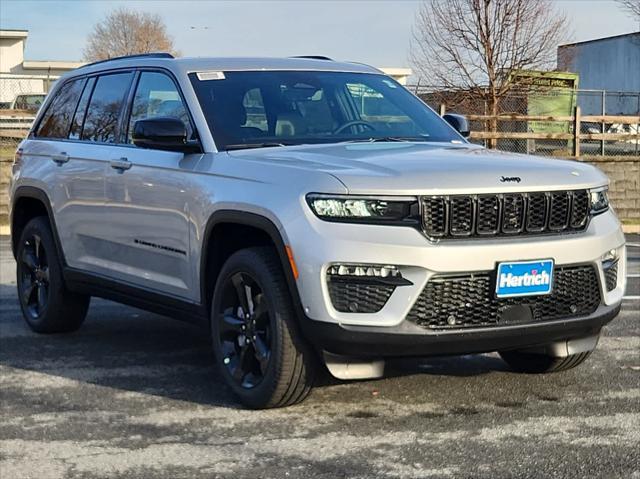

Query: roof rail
[79,52,174,69]
[290,55,334,61]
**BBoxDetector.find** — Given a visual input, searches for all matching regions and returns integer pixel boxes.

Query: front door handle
[110,158,132,172]
[52,153,69,165]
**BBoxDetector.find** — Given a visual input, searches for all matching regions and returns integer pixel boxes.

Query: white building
[379,68,412,85]
[0,29,85,103]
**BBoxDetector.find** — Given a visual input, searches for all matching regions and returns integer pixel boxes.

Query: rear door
[27,76,108,272]
[103,70,199,300]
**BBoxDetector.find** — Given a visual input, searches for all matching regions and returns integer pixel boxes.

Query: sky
[1,0,638,68]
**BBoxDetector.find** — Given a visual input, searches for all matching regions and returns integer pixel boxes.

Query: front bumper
[289,208,626,327]
[301,303,621,358]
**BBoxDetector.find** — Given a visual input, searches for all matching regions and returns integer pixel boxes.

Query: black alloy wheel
[211,247,316,408]
[19,234,50,319]
[16,216,90,333]
[217,271,272,389]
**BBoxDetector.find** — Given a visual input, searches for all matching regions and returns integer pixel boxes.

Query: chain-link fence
[414,86,640,157]
[0,74,57,109]
[0,75,54,153]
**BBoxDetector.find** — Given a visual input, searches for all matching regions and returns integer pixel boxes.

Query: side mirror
[132,117,200,152]
[443,113,470,138]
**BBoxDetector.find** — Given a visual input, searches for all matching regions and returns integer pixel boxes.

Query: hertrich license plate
[495,259,554,298]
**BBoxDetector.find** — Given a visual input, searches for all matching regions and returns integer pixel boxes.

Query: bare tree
[410,0,570,147]
[615,0,640,22]
[83,8,178,61]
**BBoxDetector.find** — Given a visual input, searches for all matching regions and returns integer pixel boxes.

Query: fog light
[601,249,618,263]
[327,263,401,278]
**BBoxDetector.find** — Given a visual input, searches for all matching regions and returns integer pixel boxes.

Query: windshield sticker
[382,79,398,88]
[196,71,226,81]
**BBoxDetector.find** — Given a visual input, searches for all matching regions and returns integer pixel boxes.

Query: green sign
[511,71,579,134]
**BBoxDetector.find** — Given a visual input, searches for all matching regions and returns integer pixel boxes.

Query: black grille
[604,261,618,292]
[328,279,395,313]
[407,265,601,329]
[421,190,590,239]
[423,198,447,235]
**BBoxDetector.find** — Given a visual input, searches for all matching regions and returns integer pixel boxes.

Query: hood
[227,142,608,194]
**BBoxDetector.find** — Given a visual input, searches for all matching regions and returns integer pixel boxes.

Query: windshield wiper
[225,142,288,151]
[345,136,429,144]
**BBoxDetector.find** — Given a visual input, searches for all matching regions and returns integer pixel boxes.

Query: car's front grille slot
[502,194,525,233]
[570,190,590,228]
[450,196,474,236]
[476,196,500,234]
[422,197,447,237]
[421,190,590,239]
[406,265,601,329]
[526,193,548,232]
[549,192,570,230]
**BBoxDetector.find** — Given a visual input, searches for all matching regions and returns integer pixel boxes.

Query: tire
[16,216,90,333]
[211,247,316,409]
[499,349,593,374]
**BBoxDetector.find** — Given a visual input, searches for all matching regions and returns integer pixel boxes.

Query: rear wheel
[211,247,316,408]
[499,349,593,374]
[16,217,90,333]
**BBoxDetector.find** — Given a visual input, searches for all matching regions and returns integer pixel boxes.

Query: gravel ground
[1,235,638,479]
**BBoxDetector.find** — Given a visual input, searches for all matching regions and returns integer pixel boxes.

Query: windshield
[189,71,462,150]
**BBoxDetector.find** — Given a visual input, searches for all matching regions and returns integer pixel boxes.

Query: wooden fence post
[439,104,446,116]
[572,106,581,157]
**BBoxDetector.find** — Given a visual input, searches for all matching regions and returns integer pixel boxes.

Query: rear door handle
[110,158,132,172]
[51,153,69,165]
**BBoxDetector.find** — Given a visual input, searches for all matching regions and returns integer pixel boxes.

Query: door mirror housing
[443,113,470,138]
[132,117,201,153]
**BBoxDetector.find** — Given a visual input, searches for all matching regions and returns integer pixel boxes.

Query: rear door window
[82,72,134,143]
[35,79,86,138]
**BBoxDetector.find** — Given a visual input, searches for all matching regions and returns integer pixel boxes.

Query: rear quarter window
[35,79,86,139]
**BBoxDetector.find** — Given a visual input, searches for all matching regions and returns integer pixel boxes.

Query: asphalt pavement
[1,235,638,479]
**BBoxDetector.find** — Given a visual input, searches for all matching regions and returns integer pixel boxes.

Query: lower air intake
[407,265,601,329]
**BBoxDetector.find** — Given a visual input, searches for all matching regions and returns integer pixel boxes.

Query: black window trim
[32,67,135,146]
[30,65,199,150]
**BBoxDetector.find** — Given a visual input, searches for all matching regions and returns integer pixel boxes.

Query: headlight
[306,194,419,225]
[590,187,609,214]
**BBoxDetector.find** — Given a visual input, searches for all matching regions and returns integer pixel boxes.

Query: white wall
[0,38,25,73]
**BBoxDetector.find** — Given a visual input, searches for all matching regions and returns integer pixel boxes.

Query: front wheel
[499,349,593,374]
[211,247,316,408]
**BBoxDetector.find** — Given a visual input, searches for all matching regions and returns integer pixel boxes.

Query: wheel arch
[10,186,64,263]
[200,210,304,321]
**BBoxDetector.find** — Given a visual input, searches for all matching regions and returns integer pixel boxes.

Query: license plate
[495,259,554,298]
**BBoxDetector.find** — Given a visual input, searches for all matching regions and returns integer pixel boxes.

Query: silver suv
[9,54,626,408]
